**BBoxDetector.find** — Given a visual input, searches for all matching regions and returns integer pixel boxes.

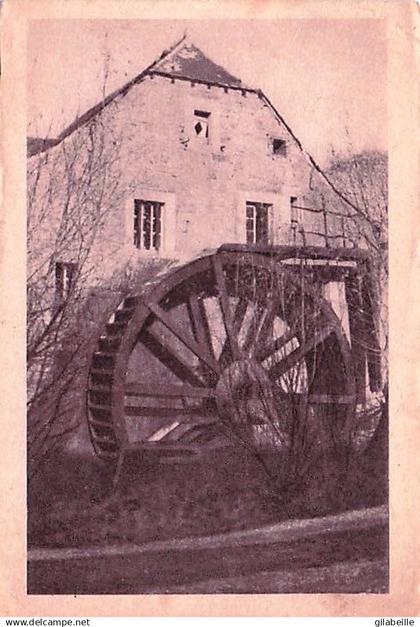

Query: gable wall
[94,75,321,269]
[28,73,327,290]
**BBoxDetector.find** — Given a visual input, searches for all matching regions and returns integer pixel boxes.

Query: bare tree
[298,149,388,467]
[27,112,128,479]
[334,151,386,339]
[207,148,388,504]
[192,257,353,508]
[312,150,387,357]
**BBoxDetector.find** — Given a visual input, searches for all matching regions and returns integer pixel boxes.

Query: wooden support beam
[125,381,214,399]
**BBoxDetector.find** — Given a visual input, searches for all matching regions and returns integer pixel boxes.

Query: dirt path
[165,559,388,594]
[28,506,388,594]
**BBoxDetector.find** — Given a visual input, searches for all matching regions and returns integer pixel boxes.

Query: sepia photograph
[23,17,391,595]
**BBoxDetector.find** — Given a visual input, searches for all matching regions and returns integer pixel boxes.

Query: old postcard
[0,0,418,616]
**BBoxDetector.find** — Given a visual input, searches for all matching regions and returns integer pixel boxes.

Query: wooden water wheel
[87,249,356,475]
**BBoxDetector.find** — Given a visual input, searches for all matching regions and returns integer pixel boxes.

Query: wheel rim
[87,251,356,468]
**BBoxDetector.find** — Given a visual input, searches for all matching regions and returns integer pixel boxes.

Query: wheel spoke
[255,301,278,352]
[89,251,356,464]
[257,326,298,362]
[187,294,215,360]
[268,325,334,381]
[243,298,278,356]
[241,302,264,354]
[212,255,241,360]
[232,297,249,331]
[219,297,248,364]
[283,392,355,405]
[124,405,216,419]
[140,328,206,387]
[145,300,221,374]
[308,394,355,404]
[125,381,215,399]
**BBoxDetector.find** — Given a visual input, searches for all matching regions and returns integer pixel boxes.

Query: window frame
[193,109,211,141]
[55,261,77,303]
[133,199,164,252]
[245,201,272,245]
[290,196,299,225]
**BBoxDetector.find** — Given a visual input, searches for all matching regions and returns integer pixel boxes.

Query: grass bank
[28,426,387,549]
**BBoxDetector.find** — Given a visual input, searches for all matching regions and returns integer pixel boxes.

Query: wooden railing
[290,198,357,249]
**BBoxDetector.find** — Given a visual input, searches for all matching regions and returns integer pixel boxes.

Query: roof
[150,42,242,87]
[27,36,248,157]
[26,37,362,216]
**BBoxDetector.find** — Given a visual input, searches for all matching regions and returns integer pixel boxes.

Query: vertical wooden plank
[345,272,367,403]
[361,271,382,393]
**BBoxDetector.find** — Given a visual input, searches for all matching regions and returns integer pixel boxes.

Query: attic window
[194,110,210,139]
[272,138,287,156]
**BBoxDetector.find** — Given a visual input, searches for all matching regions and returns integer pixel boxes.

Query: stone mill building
[28,37,343,282]
[28,38,379,458]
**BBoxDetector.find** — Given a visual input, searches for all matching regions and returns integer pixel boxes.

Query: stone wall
[28,73,367,457]
[28,73,338,287]
[82,74,322,274]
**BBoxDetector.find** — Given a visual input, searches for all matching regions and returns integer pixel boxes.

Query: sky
[27,19,387,166]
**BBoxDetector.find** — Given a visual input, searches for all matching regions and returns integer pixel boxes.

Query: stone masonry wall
[84,74,322,276]
[28,73,330,288]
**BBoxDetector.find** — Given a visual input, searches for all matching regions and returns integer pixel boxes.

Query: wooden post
[341,216,347,248]
[361,264,382,392]
[112,447,126,491]
[321,195,330,248]
[345,271,367,405]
